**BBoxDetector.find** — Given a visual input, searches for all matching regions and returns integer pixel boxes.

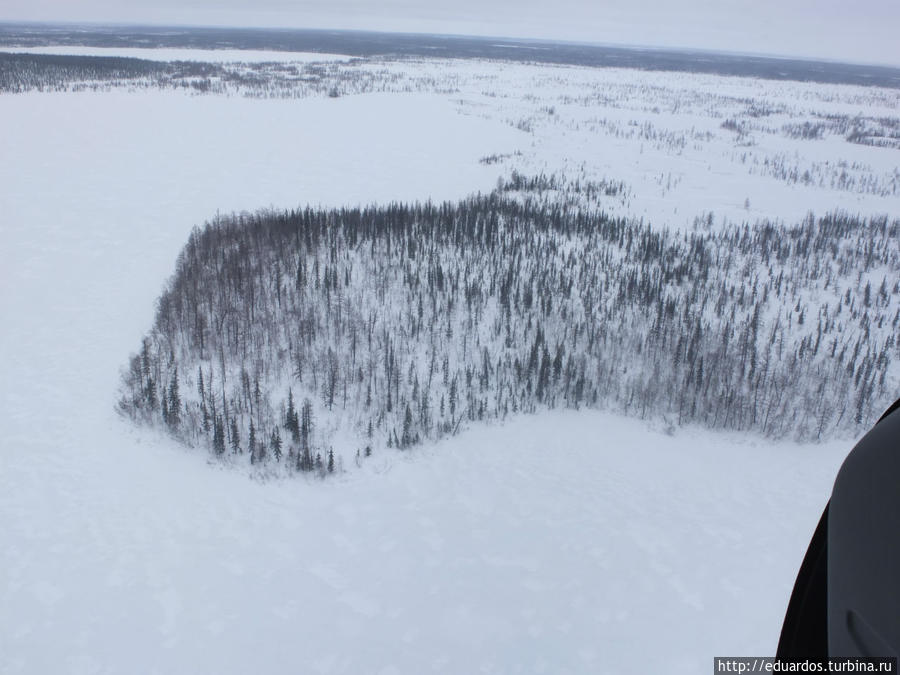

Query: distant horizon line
[2,19,900,71]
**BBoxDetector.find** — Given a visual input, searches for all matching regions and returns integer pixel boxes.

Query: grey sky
[5,0,900,66]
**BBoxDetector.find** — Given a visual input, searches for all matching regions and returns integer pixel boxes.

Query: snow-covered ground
[424,58,900,228]
[2,408,846,674]
[0,53,891,674]
[4,49,898,227]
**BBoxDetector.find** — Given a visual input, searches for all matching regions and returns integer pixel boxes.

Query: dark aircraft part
[778,398,900,658]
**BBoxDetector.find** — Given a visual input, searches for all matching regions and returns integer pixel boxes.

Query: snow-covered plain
[3,409,846,674]
[424,58,900,228]
[0,51,894,674]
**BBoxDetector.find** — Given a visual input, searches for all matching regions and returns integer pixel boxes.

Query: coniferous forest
[118,180,900,472]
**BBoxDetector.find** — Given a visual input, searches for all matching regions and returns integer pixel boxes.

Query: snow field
[0,57,887,674]
[1,406,849,674]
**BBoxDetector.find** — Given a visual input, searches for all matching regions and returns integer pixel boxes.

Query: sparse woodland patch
[118,181,899,471]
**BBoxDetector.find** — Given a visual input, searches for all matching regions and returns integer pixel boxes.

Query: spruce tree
[285,388,299,441]
[198,366,208,433]
[401,403,414,448]
[271,430,283,462]
[146,376,157,412]
[230,417,241,454]
[213,415,226,455]
[161,391,169,426]
[167,367,180,430]
[299,398,313,471]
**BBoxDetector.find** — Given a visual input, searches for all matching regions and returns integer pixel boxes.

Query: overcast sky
[5,0,900,66]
